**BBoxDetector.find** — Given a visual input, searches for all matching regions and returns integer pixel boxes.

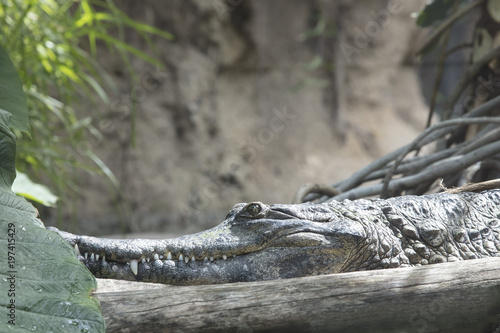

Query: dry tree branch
[292,183,340,204]
[363,126,500,182]
[456,126,500,154]
[301,115,500,204]
[328,139,500,201]
[329,94,500,197]
[380,117,500,197]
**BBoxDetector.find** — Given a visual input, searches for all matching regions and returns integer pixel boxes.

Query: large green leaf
[0,109,105,331]
[12,171,59,207]
[415,0,478,27]
[0,45,30,135]
[416,0,454,27]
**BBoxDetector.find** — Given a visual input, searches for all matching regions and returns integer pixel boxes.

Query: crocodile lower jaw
[73,236,344,285]
[74,243,237,275]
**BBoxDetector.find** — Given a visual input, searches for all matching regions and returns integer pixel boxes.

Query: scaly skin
[50,190,500,285]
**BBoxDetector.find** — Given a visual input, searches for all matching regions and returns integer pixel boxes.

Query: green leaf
[12,171,59,207]
[0,109,105,332]
[2,1,172,224]
[417,0,456,27]
[306,55,324,71]
[0,45,30,135]
[120,17,174,40]
[93,32,164,67]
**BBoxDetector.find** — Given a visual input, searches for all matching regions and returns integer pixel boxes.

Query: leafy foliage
[416,0,479,28]
[0,108,105,332]
[416,0,458,27]
[0,0,172,216]
[0,44,105,332]
[12,171,59,207]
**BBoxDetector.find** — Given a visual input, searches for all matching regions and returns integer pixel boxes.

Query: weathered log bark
[94,258,500,333]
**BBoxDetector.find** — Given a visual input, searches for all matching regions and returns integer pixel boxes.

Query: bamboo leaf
[94,31,163,67]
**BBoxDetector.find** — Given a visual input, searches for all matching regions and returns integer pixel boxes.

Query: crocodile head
[52,201,367,285]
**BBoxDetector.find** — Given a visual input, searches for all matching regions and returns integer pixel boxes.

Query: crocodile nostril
[480,227,491,238]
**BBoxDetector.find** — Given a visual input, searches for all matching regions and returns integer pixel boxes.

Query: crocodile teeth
[84,252,88,260]
[179,254,184,262]
[130,259,139,275]
[160,255,164,259]
[102,256,106,263]
[141,258,146,264]
[74,244,80,256]
[222,254,227,260]
[209,256,214,262]
[184,256,189,263]
[95,254,99,261]
[146,257,150,263]
[90,253,95,261]
[167,252,172,260]
[191,256,195,262]
[154,253,159,260]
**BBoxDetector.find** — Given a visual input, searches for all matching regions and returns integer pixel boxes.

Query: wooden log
[94,257,500,333]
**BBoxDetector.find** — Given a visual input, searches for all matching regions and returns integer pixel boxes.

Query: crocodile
[50,189,500,285]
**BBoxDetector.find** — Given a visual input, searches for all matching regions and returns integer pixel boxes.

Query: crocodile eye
[245,203,262,217]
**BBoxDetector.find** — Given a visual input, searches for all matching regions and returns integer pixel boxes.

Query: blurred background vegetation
[0,0,172,222]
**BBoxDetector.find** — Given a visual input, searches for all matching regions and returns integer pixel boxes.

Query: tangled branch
[296,96,500,204]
